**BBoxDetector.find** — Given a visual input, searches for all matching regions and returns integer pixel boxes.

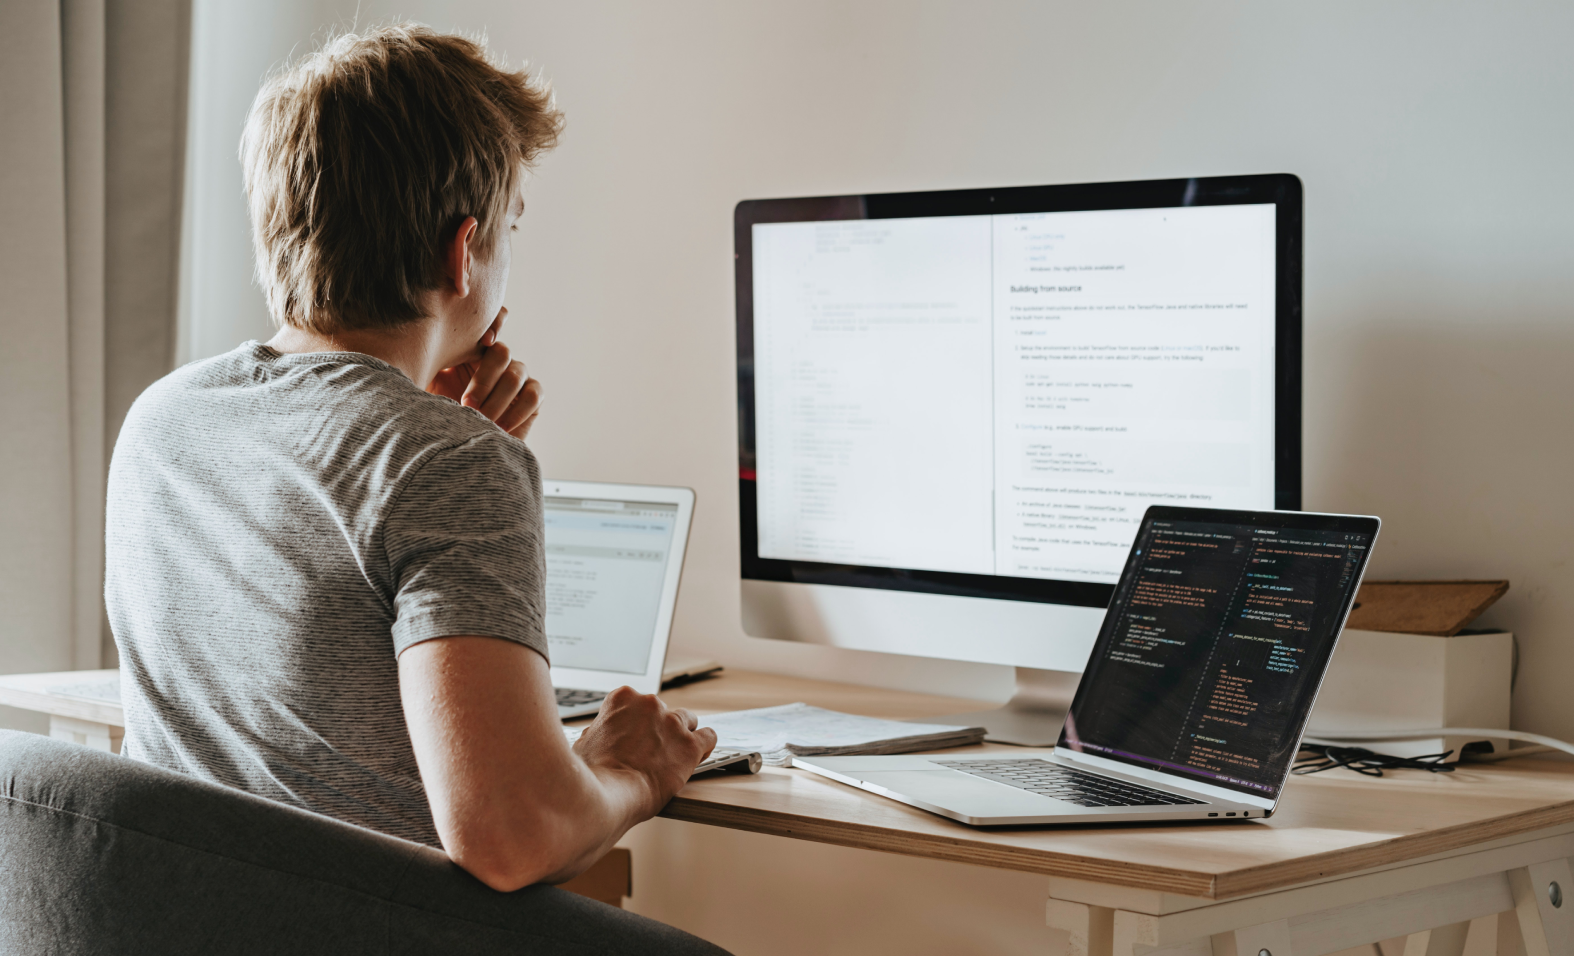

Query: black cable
[1293,743,1455,777]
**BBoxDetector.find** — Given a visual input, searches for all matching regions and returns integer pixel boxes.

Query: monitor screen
[544,496,680,674]
[737,175,1302,609]
[1060,508,1378,798]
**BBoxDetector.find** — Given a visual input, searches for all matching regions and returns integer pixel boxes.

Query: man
[105,23,723,950]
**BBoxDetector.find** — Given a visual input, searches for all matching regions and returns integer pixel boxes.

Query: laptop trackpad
[856,770,1066,815]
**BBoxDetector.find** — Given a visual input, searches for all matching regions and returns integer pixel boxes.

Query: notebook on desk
[702,703,984,767]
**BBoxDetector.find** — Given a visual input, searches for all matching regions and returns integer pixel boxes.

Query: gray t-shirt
[105,342,546,847]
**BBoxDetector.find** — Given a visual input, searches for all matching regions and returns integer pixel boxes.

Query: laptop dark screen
[1060,507,1379,800]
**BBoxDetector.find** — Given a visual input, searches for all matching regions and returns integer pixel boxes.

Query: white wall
[182,3,1574,951]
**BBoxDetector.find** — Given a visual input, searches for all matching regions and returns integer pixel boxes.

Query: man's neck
[267,320,449,390]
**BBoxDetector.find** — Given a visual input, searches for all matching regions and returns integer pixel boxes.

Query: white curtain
[0,0,188,728]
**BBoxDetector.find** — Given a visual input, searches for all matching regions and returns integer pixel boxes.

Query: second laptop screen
[544,497,678,675]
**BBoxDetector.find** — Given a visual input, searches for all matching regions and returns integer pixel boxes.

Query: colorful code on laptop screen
[1061,512,1375,798]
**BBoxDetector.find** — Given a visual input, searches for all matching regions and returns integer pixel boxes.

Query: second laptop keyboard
[555,687,607,709]
[932,758,1204,807]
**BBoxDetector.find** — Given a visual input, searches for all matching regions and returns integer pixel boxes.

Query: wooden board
[657,670,1574,902]
[0,669,123,725]
[1345,581,1510,636]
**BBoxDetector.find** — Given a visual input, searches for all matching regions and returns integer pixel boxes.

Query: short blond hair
[242,24,563,333]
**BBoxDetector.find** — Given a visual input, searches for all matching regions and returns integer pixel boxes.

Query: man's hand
[399,637,713,892]
[428,308,543,440]
[571,687,718,817]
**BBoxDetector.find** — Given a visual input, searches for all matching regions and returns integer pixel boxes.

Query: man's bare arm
[398,636,715,891]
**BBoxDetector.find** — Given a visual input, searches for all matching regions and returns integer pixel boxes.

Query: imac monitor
[735,174,1303,743]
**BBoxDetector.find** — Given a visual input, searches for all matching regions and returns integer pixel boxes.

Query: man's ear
[443,216,479,298]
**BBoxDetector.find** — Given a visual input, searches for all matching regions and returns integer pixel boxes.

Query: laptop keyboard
[555,687,607,709]
[932,758,1204,807]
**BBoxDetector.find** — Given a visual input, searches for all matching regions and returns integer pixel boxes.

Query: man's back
[94,25,721,924]
[106,343,545,846]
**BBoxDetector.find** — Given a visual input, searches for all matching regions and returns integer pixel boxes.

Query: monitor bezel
[735,173,1303,609]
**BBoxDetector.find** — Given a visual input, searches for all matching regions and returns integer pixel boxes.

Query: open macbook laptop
[543,481,695,719]
[794,506,1380,825]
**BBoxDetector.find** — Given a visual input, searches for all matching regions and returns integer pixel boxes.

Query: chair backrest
[0,729,725,955]
[0,729,436,954]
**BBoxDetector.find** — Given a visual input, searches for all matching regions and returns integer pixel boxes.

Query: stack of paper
[700,702,986,767]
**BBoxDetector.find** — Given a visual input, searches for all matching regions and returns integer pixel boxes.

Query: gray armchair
[0,730,723,954]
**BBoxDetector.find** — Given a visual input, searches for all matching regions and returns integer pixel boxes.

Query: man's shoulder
[121,342,528,481]
[144,341,485,425]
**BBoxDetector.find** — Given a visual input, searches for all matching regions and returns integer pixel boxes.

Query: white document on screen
[543,499,677,675]
[751,204,1277,585]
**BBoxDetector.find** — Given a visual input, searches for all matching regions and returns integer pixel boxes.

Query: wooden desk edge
[662,766,1574,901]
[0,686,124,726]
[1212,797,1574,899]
[659,795,1215,897]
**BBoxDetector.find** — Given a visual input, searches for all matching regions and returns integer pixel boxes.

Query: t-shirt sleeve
[382,433,547,660]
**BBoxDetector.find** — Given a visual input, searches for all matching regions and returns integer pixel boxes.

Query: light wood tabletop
[13,665,1572,950]
[653,669,1574,903]
[0,668,123,725]
[11,665,1574,906]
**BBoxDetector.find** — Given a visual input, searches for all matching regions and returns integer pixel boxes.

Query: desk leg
[1402,922,1470,956]
[1510,860,1574,956]
[559,847,632,909]
[1501,909,1528,956]
[1049,899,1115,956]
[1213,919,1295,956]
[1054,870,1543,956]
[49,716,123,754]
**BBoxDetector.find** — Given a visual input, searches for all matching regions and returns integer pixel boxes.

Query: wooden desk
[0,668,123,752]
[656,672,1574,956]
[8,667,1574,956]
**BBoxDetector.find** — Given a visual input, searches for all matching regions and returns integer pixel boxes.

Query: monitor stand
[938,666,1080,747]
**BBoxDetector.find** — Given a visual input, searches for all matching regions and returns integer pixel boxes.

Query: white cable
[1303,727,1574,759]
[1467,745,1553,762]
